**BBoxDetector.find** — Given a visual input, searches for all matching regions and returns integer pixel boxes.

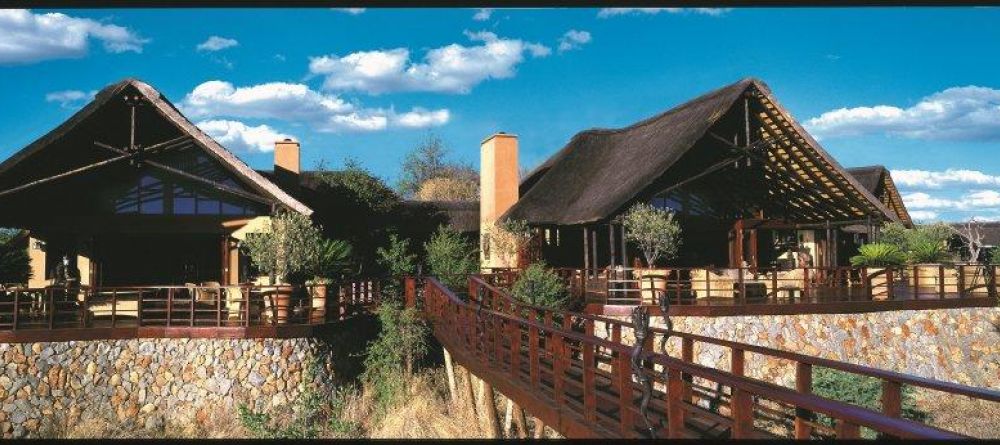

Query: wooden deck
[413,275,998,439]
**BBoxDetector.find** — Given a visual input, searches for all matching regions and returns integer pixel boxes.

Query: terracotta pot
[274,289,291,325]
[908,263,945,290]
[635,268,670,305]
[866,267,891,300]
[310,284,327,324]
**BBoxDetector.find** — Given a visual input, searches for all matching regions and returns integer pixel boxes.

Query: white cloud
[892,169,1000,189]
[908,210,939,221]
[333,8,365,15]
[45,89,96,108]
[308,31,551,95]
[196,36,238,52]
[903,189,1000,211]
[0,9,148,64]
[558,29,591,53]
[195,119,294,153]
[473,8,493,21]
[597,8,731,18]
[182,80,449,133]
[393,108,450,128]
[805,86,1000,141]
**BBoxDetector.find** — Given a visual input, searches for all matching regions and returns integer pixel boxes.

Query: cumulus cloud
[805,86,1000,141]
[196,36,238,52]
[597,8,731,18]
[182,80,449,133]
[892,169,1000,189]
[558,30,591,53]
[308,30,551,94]
[333,8,365,15]
[393,108,450,128]
[195,120,295,153]
[903,190,1000,211]
[473,8,493,21]
[45,89,97,108]
[0,9,148,64]
[907,210,939,221]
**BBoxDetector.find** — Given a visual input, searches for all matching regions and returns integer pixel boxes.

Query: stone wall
[597,307,1000,390]
[0,336,339,438]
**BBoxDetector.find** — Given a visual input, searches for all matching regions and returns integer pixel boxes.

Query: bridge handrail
[468,274,1000,403]
[416,275,969,439]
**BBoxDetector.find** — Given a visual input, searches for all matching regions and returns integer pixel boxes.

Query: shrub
[811,367,929,438]
[314,158,400,215]
[623,202,682,267]
[510,262,568,309]
[877,221,955,264]
[376,234,418,298]
[423,225,477,291]
[362,299,430,419]
[849,243,906,267]
[236,360,349,439]
[312,238,355,283]
[486,219,533,267]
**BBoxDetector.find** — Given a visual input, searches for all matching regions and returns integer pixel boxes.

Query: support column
[583,227,590,272]
[609,223,616,268]
[620,223,628,269]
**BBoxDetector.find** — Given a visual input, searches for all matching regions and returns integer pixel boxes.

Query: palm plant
[849,243,906,267]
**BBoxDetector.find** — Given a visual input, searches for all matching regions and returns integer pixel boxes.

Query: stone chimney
[274,138,300,190]
[480,132,519,269]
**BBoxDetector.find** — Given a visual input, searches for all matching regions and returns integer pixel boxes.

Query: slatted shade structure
[846,166,913,227]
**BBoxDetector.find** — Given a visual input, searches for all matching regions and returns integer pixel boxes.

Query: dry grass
[37,405,249,439]
[918,392,1000,439]
[369,369,487,439]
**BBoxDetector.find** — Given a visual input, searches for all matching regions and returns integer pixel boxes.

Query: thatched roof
[0,78,311,215]
[950,222,1000,248]
[846,165,912,226]
[507,77,899,226]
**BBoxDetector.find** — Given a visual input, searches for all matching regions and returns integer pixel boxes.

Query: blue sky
[2,7,999,222]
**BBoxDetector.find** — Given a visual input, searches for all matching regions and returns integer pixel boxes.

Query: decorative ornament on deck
[630,304,658,438]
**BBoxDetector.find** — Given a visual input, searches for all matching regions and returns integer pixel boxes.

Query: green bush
[623,202,682,267]
[878,221,954,264]
[849,243,906,267]
[510,262,568,309]
[376,234,417,299]
[361,299,429,419]
[312,238,355,283]
[811,367,929,438]
[423,225,477,291]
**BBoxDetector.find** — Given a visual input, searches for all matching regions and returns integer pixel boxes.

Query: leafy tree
[376,234,417,298]
[0,229,30,285]
[362,299,429,418]
[485,219,533,267]
[314,158,400,215]
[623,202,683,268]
[398,134,478,199]
[414,175,479,201]
[423,225,478,291]
[241,210,324,284]
[510,262,568,309]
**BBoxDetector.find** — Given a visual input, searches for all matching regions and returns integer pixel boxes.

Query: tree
[0,229,30,285]
[414,176,478,201]
[622,203,682,268]
[950,218,986,263]
[510,262,568,309]
[314,158,400,215]
[241,210,324,284]
[485,219,533,268]
[376,234,417,297]
[398,134,479,199]
[423,225,478,291]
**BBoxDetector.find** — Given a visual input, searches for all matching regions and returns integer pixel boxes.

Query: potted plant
[906,239,953,292]
[622,203,682,305]
[307,238,354,323]
[241,211,323,324]
[850,243,906,300]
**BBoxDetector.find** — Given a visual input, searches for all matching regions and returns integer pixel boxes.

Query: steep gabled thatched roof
[846,165,912,227]
[0,78,311,215]
[507,77,900,226]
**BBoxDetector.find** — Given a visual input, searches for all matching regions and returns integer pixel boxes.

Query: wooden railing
[0,280,380,339]
[409,274,997,439]
[485,265,998,308]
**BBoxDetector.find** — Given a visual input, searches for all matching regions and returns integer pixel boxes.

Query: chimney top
[481,132,517,145]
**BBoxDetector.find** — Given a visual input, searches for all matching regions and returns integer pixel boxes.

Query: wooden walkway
[408,276,999,439]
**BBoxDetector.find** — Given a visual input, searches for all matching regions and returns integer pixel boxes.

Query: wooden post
[512,403,528,439]
[503,398,513,437]
[882,380,902,418]
[583,226,590,275]
[617,352,633,437]
[533,418,545,439]
[583,342,597,422]
[621,223,628,271]
[462,367,478,418]
[529,325,540,389]
[481,382,502,439]
[667,368,685,438]
[836,420,861,438]
[591,229,598,272]
[795,362,813,439]
[730,348,754,438]
[681,338,694,403]
[444,347,458,404]
[609,223,616,268]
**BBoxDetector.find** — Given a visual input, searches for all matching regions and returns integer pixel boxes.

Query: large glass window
[113,170,258,216]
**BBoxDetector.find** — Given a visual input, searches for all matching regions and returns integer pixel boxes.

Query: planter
[309,284,328,324]
[907,263,956,294]
[634,268,670,305]
[274,288,292,325]
[865,267,892,300]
